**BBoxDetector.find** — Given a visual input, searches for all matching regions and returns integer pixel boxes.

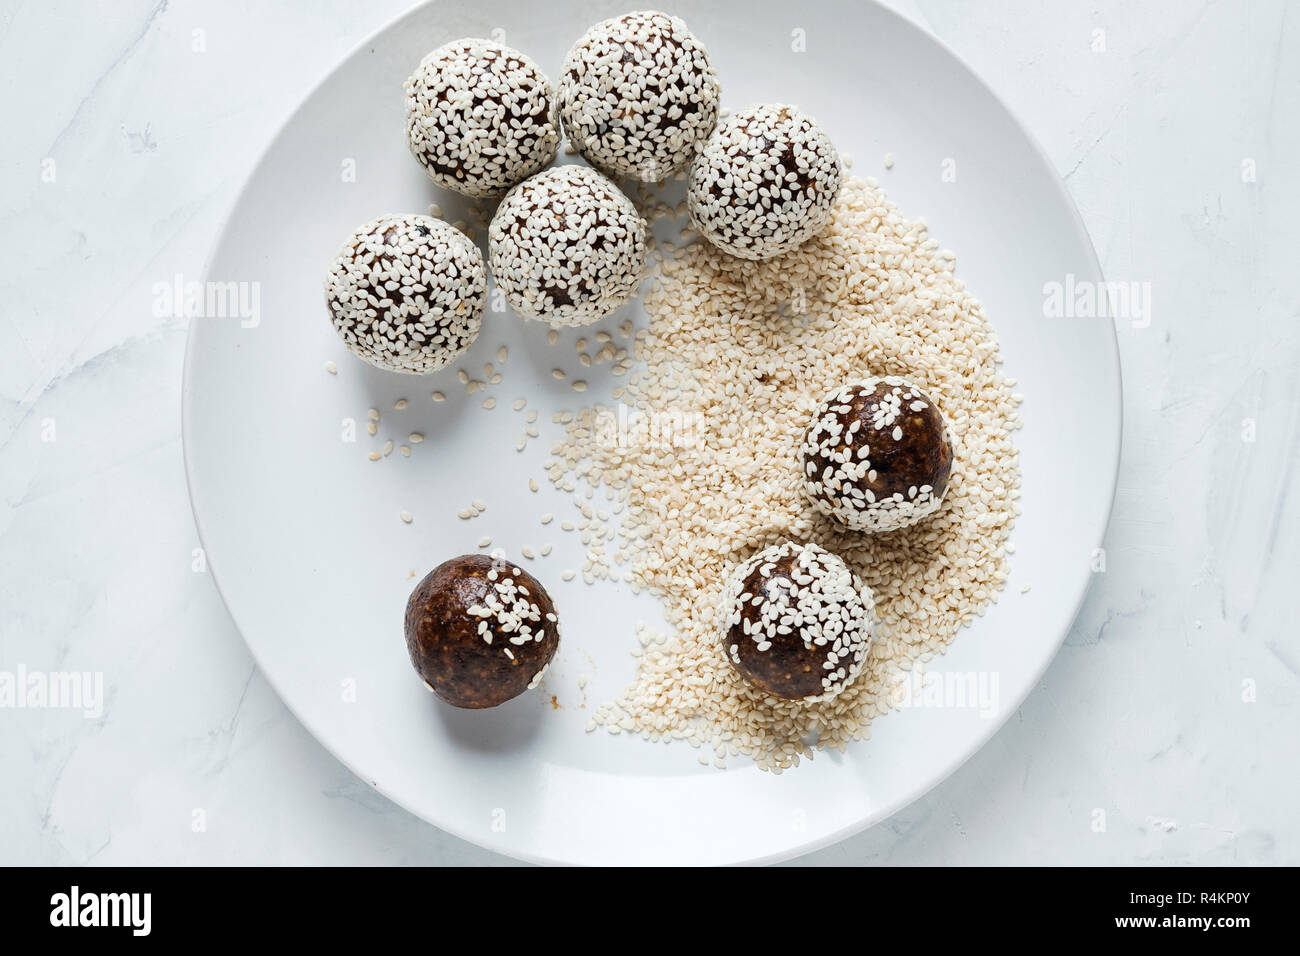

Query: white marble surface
[1,0,1296,865]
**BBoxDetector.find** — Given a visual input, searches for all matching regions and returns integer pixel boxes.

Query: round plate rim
[182,0,1122,865]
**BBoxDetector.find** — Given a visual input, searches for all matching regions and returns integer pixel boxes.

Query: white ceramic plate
[184,0,1120,865]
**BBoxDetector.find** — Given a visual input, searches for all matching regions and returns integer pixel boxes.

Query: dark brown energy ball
[404,553,560,708]
[404,38,559,199]
[718,541,874,702]
[802,377,954,533]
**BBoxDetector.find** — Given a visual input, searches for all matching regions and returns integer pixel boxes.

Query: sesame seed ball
[687,104,842,261]
[404,553,560,709]
[719,542,874,703]
[558,11,720,181]
[324,214,486,374]
[489,165,647,327]
[803,377,955,533]
[404,38,560,198]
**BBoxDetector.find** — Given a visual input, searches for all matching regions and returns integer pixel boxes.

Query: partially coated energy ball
[324,214,486,374]
[719,542,874,703]
[688,104,842,261]
[489,165,647,326]
[802,378,955,533]
[558,11,720,181]
[404,38,560,198]
[404,553,560,709]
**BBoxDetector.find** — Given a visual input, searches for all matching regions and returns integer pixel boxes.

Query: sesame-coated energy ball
[803,378,955,533]
[489,165,647,327]
[324,214,486,374]
[688,104,842,261]
[404,38,560,198]
[719,542,874,702]
[558,11,720,181]
[405,553,560,709]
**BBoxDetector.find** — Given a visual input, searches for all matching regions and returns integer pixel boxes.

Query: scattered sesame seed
[482,397,497,409]
[394,398,408,410]
[366,421,378,436]
[572,380,588,392]
[477,536,492,548]
[552,369,566,379]
[409,432,424,443]
[432,391,446,402]
[400,510,413,523]
[562,570,577,581]
[367,452,381,461]
[324,360,338,375]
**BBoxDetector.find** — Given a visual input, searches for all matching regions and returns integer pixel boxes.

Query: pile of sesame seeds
[688,104,842,261]
[719,541,875,703]
[558,11,720,181]
[404,38,560,198]
[324,214,486,374]
[488,165,648,327]
[548,177,1022,771]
